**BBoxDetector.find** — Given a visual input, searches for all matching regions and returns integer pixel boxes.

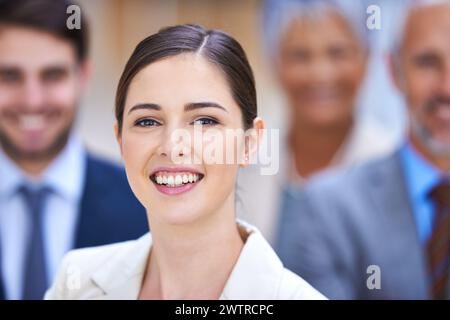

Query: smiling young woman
[44,24,326,300]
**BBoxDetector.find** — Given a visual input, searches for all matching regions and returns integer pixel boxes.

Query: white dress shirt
[44,220,326,300]
[0,135,86,299]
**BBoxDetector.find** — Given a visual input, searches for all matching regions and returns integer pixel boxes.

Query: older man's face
[395,4,450,155]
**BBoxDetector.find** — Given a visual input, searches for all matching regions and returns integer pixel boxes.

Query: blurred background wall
[76,0,406,162]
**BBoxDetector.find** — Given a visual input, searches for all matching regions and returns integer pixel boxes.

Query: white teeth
[175,175,182,186]
[153,172,201,187]
[20,115,45,130]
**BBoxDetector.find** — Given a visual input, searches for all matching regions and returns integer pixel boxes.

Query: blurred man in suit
[282,0,450,299]
[0,0,148,300]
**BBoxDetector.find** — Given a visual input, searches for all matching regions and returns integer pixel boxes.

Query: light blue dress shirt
[399,142,448,245]
[0,135,86,299]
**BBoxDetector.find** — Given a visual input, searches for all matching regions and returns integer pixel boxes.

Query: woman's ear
[114,122,123,155]
[241,117,265,167]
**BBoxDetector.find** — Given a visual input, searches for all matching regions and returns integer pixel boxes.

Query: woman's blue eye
[135,119,160,127]
[192,118,219,126]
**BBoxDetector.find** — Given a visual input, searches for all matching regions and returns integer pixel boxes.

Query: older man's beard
[0,119,73,165]
[411,96,450,157]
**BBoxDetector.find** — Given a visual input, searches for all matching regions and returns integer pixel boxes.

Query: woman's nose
[156,126,191,161]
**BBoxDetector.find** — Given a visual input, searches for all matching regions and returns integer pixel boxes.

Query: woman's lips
[149,171,204,195]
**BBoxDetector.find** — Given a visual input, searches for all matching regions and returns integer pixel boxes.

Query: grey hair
[262,0,370,61]
[391,0,450,66]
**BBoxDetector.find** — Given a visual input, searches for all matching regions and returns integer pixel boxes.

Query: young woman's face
[118,53,248,225]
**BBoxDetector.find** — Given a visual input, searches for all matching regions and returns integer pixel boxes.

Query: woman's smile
[149,167,205,196]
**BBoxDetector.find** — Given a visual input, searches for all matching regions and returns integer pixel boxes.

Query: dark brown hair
[0,0,88,62]
[115,24,257,133]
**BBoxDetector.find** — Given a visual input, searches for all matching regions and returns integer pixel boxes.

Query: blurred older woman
[237,0,396,251]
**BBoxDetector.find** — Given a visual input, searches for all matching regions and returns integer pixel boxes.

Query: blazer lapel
[74,154,102,248]
[221,223,283,299]
[368,151,429,298]
[91,234,151,299]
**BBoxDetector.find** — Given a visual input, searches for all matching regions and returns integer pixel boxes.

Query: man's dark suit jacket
[0,154,148,299]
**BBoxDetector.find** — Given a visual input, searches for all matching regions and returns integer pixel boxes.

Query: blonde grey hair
[262,0,370,61]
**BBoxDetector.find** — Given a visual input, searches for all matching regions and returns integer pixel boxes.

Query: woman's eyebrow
[128,102,228,114]
[128,103,161,114]
[184,102,228,113]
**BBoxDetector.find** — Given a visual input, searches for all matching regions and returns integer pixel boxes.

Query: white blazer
[44,221,326,300]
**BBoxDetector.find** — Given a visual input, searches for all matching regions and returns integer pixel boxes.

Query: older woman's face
[276,11,367,128]
[118,54,247,226]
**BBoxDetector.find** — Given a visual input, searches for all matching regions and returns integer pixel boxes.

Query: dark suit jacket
[0,153,148,299]
[75,154,148,247]
[279,150,449,299]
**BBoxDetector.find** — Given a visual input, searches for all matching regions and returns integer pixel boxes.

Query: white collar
[90,220,286,300]
[220,220,285,299]
[0,134,86,202]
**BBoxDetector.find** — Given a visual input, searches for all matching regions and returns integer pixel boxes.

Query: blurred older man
[0,0,147,300]
[283,0,450,299]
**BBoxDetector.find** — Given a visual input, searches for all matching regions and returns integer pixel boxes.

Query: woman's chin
[149,205,206,226]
